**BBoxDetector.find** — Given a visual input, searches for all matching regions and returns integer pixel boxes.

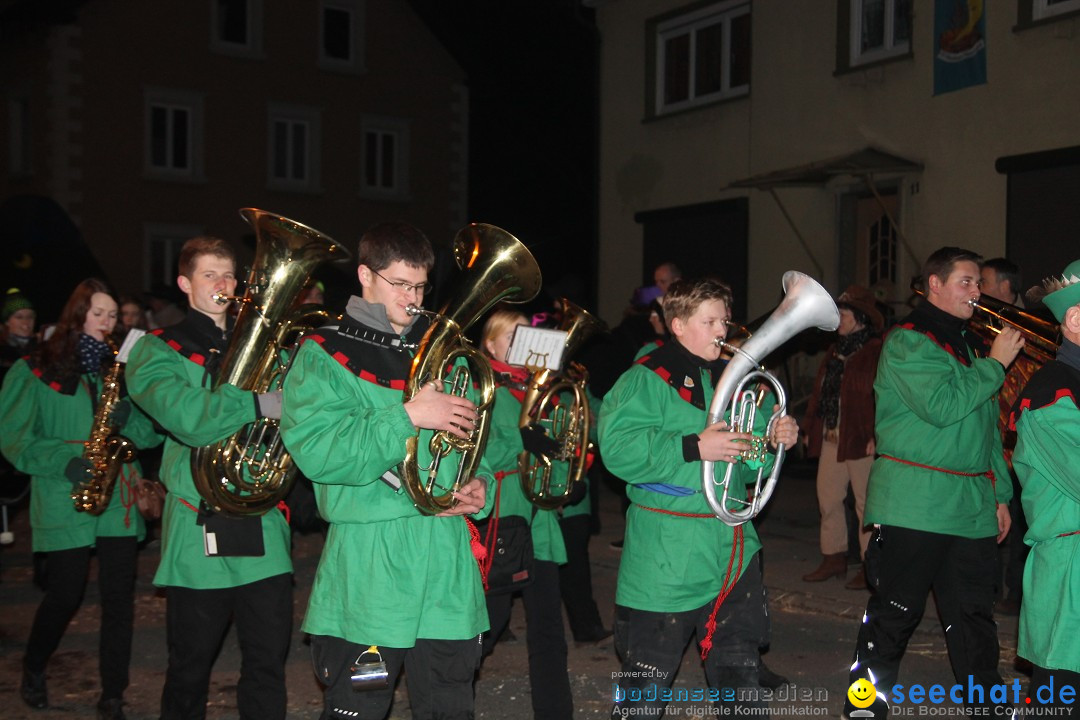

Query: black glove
[520,424,561,458]
[111,399,132,428]
[564,478,588,506]
[65,457,94,486]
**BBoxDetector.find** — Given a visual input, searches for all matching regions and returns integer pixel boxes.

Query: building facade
[588,0,1080,324]
[1,0,467,312]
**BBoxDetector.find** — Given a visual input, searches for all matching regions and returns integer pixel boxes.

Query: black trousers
[310,633,483,720]
[24,535,138,700]
[849,525,1003,711]
[558,513,607,639]
[160,572,293,720]
[483,559,573,720]
[611,559,769,719]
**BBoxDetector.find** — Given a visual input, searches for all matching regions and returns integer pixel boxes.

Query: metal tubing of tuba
[517,298,605,509]
[702,271,840,526]
[399,223,542,515]
[190,208,350,515]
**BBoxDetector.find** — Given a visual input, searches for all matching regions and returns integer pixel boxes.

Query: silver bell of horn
[702,271,840,526]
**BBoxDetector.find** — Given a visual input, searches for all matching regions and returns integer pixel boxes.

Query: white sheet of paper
[116,328,147,364]
[505,326,569,371]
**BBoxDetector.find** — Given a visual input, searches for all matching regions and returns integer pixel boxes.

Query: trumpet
[966,295,1058,364]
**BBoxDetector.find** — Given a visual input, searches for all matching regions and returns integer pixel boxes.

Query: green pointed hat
[1042,260,1080,323]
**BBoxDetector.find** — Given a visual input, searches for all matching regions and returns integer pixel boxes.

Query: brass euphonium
[400,223,541,515]
[703,271,840,526]
[191,208,350,515]
[517,298,605,509]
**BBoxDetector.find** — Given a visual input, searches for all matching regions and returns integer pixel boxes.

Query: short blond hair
[481,307,528,358]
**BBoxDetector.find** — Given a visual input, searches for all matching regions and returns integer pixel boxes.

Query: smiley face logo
[847,678,877,709]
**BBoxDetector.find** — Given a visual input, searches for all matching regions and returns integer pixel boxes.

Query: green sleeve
[0,360,85,477]
[878,330,1005,427]
[1017,399,1080,504]
[126,334,257,447]
[118,391,164,452]
[599,367,686,486]
[280,340,417,487]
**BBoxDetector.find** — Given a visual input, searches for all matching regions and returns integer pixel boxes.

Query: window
[850,0,911,66]
[319,0,365,73]
[144,88,204,181]
[7,97,31,177]
[144,223,204,291]
[651,1,750,116]
[359,115,409,200]
[267,103,321,192]
[1034,0,1080,19]
[210,0,263,56]
[867,216,898,287]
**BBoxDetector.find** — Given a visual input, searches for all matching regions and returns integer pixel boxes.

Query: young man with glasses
[280,221,492,720]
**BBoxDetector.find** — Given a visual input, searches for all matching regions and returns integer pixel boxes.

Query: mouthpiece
[213,292,230,305]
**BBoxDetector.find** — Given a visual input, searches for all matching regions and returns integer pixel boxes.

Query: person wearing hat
[1008,259,1080,706]
[844,247,1024,717]
[1,287,38,379]
[800,285,883,589]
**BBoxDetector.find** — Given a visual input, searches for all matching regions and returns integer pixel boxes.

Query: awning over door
[726,147,923,276]
[727,147,922,189]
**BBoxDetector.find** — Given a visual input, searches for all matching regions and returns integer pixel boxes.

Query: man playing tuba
[280,221,491,720]
[126,236,293,720]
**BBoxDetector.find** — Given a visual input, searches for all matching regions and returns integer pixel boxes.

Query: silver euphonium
[702,271,839,526]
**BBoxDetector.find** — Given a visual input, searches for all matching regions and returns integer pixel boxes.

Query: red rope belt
[634,503,745,661]
[879,453,997,495]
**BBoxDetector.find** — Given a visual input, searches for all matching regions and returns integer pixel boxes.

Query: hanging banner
[933,0,987,96]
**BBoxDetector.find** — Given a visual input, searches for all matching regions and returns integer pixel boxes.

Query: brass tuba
[72,336,137,514]
[702,271,839,526]
[400,223,541,515]
[517,298,605,509]
[191,208,349,515]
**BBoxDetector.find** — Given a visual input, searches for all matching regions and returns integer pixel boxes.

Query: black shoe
[758,661,789,689]
[21,665,47,709]
[97,697,126,720]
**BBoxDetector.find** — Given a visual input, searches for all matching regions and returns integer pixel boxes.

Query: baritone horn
[518,298,605,509]
[399,223,542,515]
[191,208,349,515]
[703,271,840,526]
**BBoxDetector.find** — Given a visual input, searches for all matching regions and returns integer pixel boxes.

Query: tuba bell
[399,223,541,515]
[191,208,349,515]
[517,298,605,509]
[702,271,839,526]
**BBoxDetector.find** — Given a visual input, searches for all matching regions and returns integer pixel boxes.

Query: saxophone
[72,337,137,515]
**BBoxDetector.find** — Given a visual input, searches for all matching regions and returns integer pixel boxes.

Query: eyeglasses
[370,268,432,296]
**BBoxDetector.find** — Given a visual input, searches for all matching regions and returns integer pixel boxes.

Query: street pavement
[0,460,1029,719]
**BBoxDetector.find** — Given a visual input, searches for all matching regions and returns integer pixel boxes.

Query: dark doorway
[635,198,749,319]
[997,146,1080,299]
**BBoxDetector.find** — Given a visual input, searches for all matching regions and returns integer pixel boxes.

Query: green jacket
[865,305,1011,538]
[486,382,567,564]
[0,358,161,552]
[599,342,769,613]
[126,324,292,589]
[1012,355,1080,673]
[279,298,493,647]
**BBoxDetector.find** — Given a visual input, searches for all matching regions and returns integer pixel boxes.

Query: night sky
[407,0,599,312]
